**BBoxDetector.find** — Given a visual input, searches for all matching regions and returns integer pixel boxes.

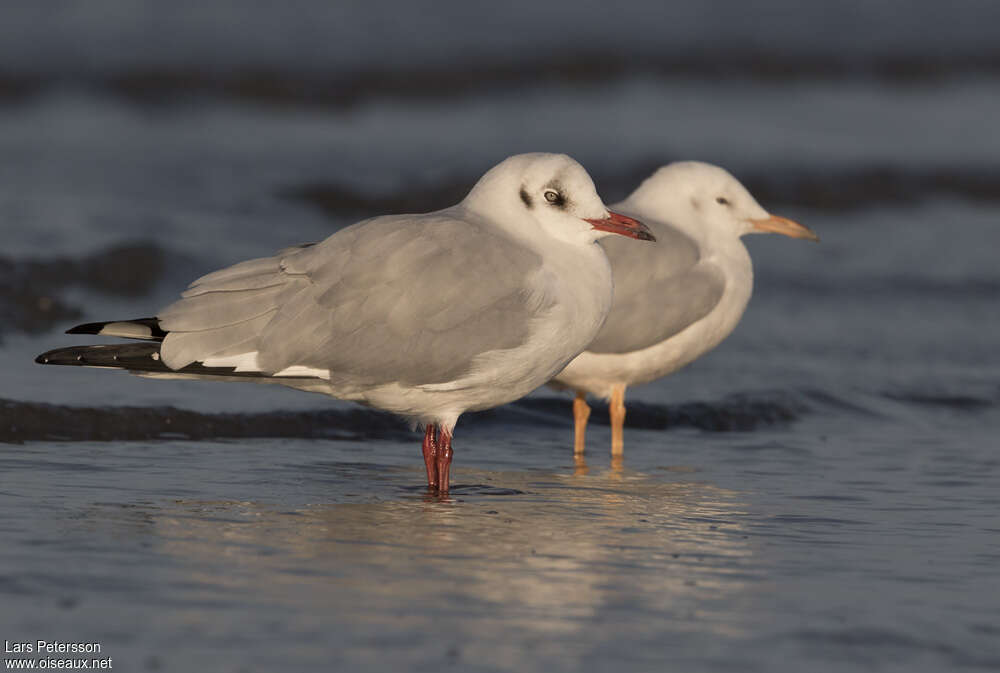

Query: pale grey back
[159,213,546,386]
[586,219,725,354]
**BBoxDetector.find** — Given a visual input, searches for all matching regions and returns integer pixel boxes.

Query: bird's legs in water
[421,424,455,493]
[422,424,439,489]
[610,383,627,456]
[573,391,591,456]
[436,427,454,493]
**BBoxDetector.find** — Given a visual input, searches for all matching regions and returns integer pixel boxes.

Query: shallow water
[3,415,998,672]
[2,2,1000,671]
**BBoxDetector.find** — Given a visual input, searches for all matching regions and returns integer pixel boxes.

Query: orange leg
[609,383,627,456]
[573,391,591,456]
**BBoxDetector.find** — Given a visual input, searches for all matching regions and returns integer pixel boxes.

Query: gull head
[626,161,818,242]
[463,153,654,246]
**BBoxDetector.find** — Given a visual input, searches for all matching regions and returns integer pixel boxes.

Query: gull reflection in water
[88,460,759,668]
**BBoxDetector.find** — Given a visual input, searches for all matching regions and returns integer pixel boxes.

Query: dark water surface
[1,2,999,671]
[2,416,998,672]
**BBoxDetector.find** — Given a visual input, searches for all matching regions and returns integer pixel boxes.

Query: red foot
[420,425,454,493]
[422,424,438,489]
[436,428,454,494]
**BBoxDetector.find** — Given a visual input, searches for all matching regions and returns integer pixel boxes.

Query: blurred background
[2,0,998,413]
[1,2,998,672]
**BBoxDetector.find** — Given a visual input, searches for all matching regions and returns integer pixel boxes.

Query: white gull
[551,161,817,456]
[36,153,654,492]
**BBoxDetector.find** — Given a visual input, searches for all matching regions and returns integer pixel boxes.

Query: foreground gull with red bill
[551,161,818,456]
[35,153,653,493]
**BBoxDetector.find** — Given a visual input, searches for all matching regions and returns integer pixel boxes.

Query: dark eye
[544,190,560,203]
[716,197,730,206]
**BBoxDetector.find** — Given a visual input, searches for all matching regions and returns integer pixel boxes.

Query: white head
[624,161,817,242]
[463,153,654,246]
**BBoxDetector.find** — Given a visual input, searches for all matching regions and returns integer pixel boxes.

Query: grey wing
[586,219,726,354]
[159,213,546,387]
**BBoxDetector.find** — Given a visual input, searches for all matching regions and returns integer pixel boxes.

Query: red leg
[421,424,439,489]
[436,427,454,493]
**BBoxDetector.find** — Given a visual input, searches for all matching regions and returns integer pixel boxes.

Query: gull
[551,161,817,456]
[35,153,653,493]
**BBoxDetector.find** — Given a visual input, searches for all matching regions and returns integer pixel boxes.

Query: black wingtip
[35,347,88,365]
[66,322,105,335]
[34,344,155,369]
[65,317,167,340]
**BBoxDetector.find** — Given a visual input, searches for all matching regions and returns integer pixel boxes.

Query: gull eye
[544,190,561,203]
[716,196,730,206]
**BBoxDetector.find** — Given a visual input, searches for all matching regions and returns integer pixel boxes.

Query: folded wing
[586,218,726,354]
[158,213,548,388]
